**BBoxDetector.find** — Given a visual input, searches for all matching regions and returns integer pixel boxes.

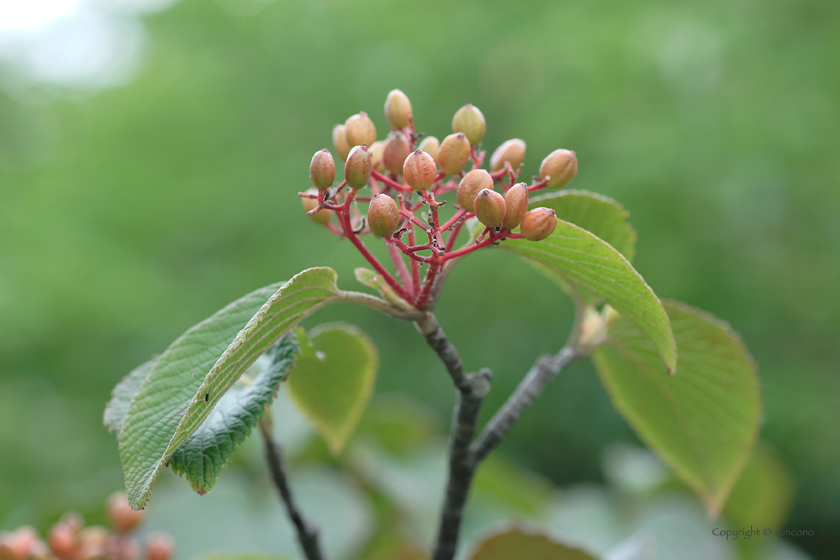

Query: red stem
[371,170,413,192]
[527,179,548,192]
[445,220,465,252]
[415,259,442,310]
[388,244,414,295]
[339,212,412,302]
[440,208,467,231]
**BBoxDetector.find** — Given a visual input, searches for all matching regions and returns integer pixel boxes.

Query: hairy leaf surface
[118,267,340,509]
[593,300,761,515]
[168,333,298,494]
[104,360,154,436]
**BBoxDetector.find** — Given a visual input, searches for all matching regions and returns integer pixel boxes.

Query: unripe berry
[345,112,377,147]
[502,183,529,230]
[403,150,437,191]
[437,133,471,176]
[1,527,39,560]
[107,492,144,535]
[490,139,526,172]
[417,136,440,162]
[539,149,577,188]
[473,189,506,229]
[332,125,351,162]
[77,527,109,560]
[383,131,411,176]
[309,149,335,191]
[368,193,400,238]
[345,145,372,189]
[48,526,76,560]
[144,535,174,560]
[27,540,50,560]
[521,207,558,241]
[302,189,330,225]
[49,516,82,560]
[369,140,386,173]
[107,536,138,560]
[456,169,493,212]
[452,104,486,145]
[384,89,412,129]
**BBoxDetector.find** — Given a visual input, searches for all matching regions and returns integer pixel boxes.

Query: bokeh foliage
[1,0,838,558]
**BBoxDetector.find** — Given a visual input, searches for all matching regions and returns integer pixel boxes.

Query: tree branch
[259,419,325,560]
[418,306,586,560]
[415,314,491,560]
[470,345,579,464]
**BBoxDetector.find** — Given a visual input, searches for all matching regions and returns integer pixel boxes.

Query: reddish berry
[384,89,412,129]
[1,527,40,560]
[437,133,471,176]
[490,139,526,172]
[107,492,144,535]
[502,183,529,230]
[309,149,335,191]
[368,194,400,238]
[473,189,506,229]
[403,150,437,191]
[369,140,386,173]
[345,112,377,147]
[383,131,411,176]
[417,136,440,162]
[332,124,350,162]
[452,104,486,145]
[456,169,493,212]
[521,207,558,240]
[49,519,81,560]
[345,145,372,189]
[144,535,174,560]
[539,149,577,188]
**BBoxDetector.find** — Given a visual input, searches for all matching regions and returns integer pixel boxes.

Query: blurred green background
[1,0,838,559]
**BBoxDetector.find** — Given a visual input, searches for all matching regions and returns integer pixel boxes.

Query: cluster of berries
[0,494,173,560]
[299,90,577,309]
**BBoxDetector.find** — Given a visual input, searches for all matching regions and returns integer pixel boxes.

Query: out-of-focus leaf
[118,267,341,509]
[593,300,761,516]
[355,394,443,456]
[473,458,555,516]
[287,323,378,455]
[354,267,414,311]
[168,333,298,494]
[104,360,154,436]
[503,220,676,373]
[469,528,598,560]
[723,442,793,533]
[530,190,636,261]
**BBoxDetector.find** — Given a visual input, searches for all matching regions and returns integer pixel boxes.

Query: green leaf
[118,267,341,509]
[470,528,598,560]
[502,220,676,373]
[286,323,378,455]
[530,189,637,261]
[104,360,154,436]
[592,300,762,516]
[723,442,793,533]
[168,333,299,494]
